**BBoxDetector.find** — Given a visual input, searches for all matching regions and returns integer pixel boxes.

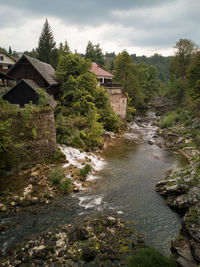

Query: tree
[85,41,105,66]
[170,39,198,79]
[187,51,200,91]
[37,19,58,68]
[23,48,37,58]
[114,50,133,90]
[114,51,146,109]
[85,41,95,60]
[55,53,119,149]
[58,40,70,57]
[8,46,12,55]
[94,44,105,67]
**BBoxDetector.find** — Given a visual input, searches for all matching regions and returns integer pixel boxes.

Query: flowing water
[0,112,186,256]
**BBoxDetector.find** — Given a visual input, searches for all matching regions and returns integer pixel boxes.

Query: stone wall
[0,107,56,170]
[108,89,127,119]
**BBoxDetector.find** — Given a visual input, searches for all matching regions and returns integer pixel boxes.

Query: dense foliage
[163,38,200,113]
[85,41,105,67]
[55,53,120,150]
[129,247,177,267]
[113,50,160,112]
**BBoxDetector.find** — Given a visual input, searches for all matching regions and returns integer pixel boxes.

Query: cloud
[0,0,199,56]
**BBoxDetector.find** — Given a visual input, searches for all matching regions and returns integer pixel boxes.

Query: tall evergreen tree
[94,43,105,67]
[37,19,57,67]
[8,46,12,55]
[85,41,95,61]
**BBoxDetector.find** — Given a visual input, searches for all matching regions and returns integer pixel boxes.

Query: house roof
[90,62,113,78]
[24,79,57,109]
[0,50,16,63]
[7,54,58,86]
[4,79,57,109]
[0,72,14,80]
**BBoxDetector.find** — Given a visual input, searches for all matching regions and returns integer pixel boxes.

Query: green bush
[80,164,92,178]
[48,167,66,185]
[160,112,180,128]
[60,179,71,192]
[52,148,66,163]
[128,247,177,267]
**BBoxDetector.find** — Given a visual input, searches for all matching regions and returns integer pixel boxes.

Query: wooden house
[3,55,58,108]
[3,79,57,109]
[7,54,59,97]
[90,62,127,119]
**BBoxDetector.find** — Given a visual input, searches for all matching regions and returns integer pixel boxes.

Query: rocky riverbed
[0,134,116,215]
[0,214,145,266]
[154,109,200,266]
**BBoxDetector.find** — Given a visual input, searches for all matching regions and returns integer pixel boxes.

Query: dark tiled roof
[23,55,58,86]
[0,72,14,80]
[4,79,57,109]
[7,55,58,86]
[23,79,57,109]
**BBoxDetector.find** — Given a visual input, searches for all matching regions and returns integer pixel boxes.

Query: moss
[52,148,66,163]
[177,180,184,184]
[120,245,129,254]
[188,177,199,188]
[185,207,199,226]
[167,181,175,186]
[128,247,177,267]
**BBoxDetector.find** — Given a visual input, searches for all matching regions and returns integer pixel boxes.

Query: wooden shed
[7,54,59,97]
[3,79,57,109]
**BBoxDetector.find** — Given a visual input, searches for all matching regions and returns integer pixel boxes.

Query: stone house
[90,62,127,119]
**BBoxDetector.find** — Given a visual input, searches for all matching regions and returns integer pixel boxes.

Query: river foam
[60,145,105,172]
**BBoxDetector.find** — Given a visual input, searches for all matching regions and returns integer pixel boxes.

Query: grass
[60,179,71,192]
[48,167,66,185]
[160,112,180,129]
[128,247,177,267]
[185,207,199,226]
[80,164,92,178]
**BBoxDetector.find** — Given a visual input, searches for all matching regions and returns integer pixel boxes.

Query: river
[0,112,185,256]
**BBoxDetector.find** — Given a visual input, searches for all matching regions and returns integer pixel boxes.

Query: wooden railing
[100,83,122,88]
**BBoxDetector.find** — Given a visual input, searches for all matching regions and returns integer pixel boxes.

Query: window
[0,56,4,61]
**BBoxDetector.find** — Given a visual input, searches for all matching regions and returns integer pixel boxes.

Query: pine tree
[58,40,70,57]
[85,41,95,61]
[94,44,105,67]
[8,46,12,55]
[37,19,57,67]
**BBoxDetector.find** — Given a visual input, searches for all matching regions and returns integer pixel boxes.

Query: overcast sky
[0,0,200,56]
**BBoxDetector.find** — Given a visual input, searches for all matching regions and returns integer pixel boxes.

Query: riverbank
[0,214,146,266]
[153,101,200,266]
[0,132,117,215]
